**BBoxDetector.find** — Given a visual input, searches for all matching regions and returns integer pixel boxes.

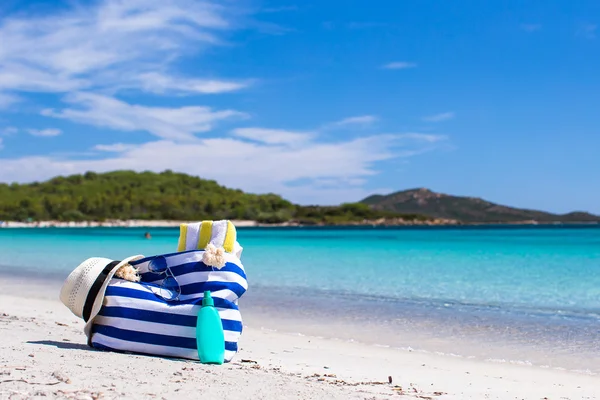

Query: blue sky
[0,0,598,213]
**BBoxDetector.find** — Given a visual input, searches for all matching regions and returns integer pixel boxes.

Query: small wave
[250,283,600,322]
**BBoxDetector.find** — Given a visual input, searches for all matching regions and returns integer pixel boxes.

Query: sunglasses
[147,256,181,302]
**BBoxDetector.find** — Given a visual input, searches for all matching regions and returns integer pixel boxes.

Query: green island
[2,170,598,225]
[0,170,431,225]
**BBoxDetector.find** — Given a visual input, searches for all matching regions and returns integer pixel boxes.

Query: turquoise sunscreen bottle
[196,290,225,364]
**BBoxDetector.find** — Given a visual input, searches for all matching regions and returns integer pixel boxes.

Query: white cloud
[520,23,542,32]
[0,132,447,203]
[0,127,18,135]
[28,128,63,137]
[0,1,453,204]
[382,62,417,70]
[422,112,455,122]
[281,185,394,205]
[0,0,244,94]
[42,92,247,140]
[395,133,448,142]
[0,65,89,93]
[330,115,378,127]
[0,93,20,108]
[231,127,312,145]
[135,72,251,94]
[94,143,136,152]
[262,6,299,13]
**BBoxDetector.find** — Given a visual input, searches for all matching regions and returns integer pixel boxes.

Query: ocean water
[1,226,599,373]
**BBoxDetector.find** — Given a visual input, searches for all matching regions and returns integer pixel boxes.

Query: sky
[0,0,598,213]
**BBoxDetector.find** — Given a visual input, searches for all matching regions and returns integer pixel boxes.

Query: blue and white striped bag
[89,225,247,362]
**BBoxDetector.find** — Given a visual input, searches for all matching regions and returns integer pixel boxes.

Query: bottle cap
[202,290,214,306]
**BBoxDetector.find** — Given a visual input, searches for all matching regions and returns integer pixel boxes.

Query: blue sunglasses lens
[148,256,168,273]
[159,276,180,301]
[163,276,179,290]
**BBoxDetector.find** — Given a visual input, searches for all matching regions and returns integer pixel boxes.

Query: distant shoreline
[0,219,257,228]
[1,218,598,228]
[0,218,456,228]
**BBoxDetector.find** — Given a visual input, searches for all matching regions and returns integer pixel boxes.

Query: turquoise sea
[1,226,599,373]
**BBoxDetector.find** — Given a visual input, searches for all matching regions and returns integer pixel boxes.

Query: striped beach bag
[89,221,247,362]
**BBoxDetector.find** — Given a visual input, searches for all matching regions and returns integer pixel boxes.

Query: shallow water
[1,225,599,373]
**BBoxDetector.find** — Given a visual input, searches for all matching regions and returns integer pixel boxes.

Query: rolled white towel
[176,220,243,266]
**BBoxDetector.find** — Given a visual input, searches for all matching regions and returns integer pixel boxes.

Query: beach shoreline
[0,219,260,228]
[0,218,461,228]
[2,219,599,228]
[1,277,598,399]
[2,273,599,376]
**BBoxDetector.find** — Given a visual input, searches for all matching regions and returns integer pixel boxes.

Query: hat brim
[83,254,144,339]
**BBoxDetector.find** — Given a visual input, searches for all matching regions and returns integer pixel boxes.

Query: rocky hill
[361,188,600,223]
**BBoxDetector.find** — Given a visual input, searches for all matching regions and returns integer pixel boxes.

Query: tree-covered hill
[0,170,429,225]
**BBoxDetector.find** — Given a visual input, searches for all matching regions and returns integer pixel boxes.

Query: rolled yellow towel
[176,220,243,267]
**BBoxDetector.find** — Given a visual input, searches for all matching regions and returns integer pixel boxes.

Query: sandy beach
[0,277,597,400]
[0,220,263,228]
[0,218,459,228]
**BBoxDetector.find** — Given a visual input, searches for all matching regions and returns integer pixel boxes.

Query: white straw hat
[60,255,143,338]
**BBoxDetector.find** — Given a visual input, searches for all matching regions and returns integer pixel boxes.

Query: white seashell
[202,243,227,269]
[114,264,140,282]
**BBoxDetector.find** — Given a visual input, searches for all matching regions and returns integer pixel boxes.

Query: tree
[0,170,429,224]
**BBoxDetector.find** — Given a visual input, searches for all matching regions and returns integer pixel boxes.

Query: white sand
[0,220,262,228]
[0,284,598,400]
